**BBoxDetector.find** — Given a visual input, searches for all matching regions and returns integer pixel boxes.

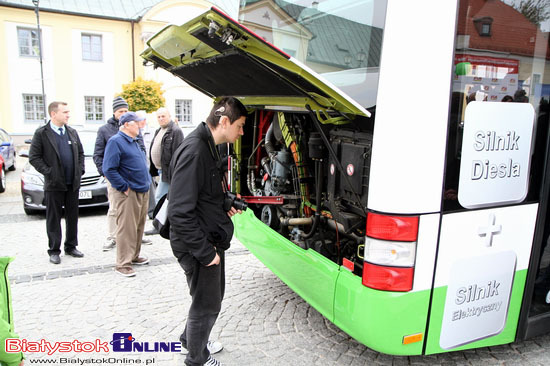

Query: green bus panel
[333,270,431,355]
[234,210,339,321]
[425,269,527,354]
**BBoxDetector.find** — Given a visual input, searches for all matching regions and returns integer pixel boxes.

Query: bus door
[425,101,537,355]
[518,104,550,340]
[423,0,549,353]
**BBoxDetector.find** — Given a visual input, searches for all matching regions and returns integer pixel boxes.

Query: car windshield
[238,0,387,108]
[78,131,97,157]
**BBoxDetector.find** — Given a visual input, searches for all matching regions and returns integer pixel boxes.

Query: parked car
[0,128,17,194]
[20,129,108,215]
[0,154,5,193]
[0,128,16,172]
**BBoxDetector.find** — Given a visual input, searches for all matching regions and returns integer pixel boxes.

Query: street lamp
[32,0,47,124]
[344,53,351,67]
[356,49,366,68]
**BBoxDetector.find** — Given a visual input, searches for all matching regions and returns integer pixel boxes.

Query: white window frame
[17,27,41,57]
[81,33,103,61]
[23,94,45,123]
[175,99,193,125]
[84,96,105,123]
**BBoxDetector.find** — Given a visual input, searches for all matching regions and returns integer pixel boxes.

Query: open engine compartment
[235,108,374,276]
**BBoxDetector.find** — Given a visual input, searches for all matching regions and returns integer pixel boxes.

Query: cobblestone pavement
[2,157,550,366]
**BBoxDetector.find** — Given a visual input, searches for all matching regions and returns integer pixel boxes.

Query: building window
[283,48,297,57]
[23,94,45,122]
[84,96,105,123]
[18,27,40,57]
[81,34,102,61]
[473,17,493,37]
[175,99,192,125]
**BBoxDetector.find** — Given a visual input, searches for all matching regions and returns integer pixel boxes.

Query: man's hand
[226,193,244,217]
[124,188,130,196]
[207,252,220,266]
[226,207,242,217]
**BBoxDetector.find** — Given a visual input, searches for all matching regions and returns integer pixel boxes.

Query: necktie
[59,128,64,136]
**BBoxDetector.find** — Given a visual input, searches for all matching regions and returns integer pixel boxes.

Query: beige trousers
[113,189,149,269]
[106,180,119,241]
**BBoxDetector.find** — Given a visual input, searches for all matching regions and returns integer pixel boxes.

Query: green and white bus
[141,0,550,355]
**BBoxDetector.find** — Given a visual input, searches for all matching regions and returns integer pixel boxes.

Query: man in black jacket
[29,101,85,264]
[169,97,246,366]
[145,107,184,235]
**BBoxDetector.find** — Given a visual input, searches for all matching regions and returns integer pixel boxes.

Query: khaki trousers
[106,180,119,241]
[114,189,149,269]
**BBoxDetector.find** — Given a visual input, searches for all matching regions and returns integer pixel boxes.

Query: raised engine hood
[141,7,370,121]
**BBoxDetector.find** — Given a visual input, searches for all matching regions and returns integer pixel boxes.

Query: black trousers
[44,187,79,255]
[179,250,225,366]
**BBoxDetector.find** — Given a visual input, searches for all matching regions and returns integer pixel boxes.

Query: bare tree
[507,0,550,27]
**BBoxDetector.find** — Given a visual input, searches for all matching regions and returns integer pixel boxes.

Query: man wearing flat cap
[103,112,152,277]
[94,96,151,252]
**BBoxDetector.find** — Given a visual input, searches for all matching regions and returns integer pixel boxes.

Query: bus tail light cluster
[362,213,419,292]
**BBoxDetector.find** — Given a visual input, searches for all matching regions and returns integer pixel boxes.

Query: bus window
[442,0,550,329]
[238,0,386,113]
[443,0,549,212]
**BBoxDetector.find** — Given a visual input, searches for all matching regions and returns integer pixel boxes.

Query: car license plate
[79,191,92,200]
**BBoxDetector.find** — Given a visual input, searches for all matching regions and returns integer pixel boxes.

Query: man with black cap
[103,112,152,277]
[94,96,151,251]
[29,101,85,264]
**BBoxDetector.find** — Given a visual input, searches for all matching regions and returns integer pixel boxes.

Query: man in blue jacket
[94,97,151,251]
[103,112,151,277]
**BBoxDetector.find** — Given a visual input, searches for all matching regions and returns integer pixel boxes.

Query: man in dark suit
[29,101,85,264]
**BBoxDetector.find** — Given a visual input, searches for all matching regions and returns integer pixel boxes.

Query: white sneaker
[206,340,223,355]
[141,237,153,245]
[180,340,223,355]
[103,239,116,251]
[204,355,224,366]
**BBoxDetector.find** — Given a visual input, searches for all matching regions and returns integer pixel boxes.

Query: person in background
[29,101,85,264]
[513,89,529,103]
[169,97,247,366]
[135,111,157,234]
[145,107,184,235]
[103,112,152,277]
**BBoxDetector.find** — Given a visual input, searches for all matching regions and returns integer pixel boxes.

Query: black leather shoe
[144,227,160,236]
[65,248,84,258]
[49,254,61,264]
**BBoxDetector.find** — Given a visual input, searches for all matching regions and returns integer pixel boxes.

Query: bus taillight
[362,213,419,292]
[366,213,418,241]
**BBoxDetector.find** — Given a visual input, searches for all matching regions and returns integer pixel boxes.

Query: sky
[290,0,550,31]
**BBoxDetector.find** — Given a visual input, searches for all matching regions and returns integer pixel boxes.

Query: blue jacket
[103,131,151,193]
[93,116,147,176]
